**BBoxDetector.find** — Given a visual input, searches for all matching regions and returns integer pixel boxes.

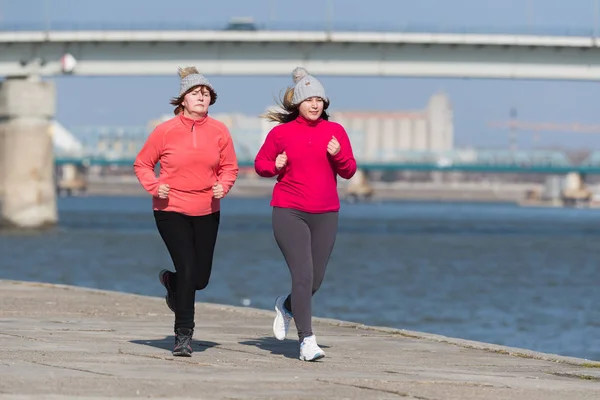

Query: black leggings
[272,207,339,342]
[154,210,220,330]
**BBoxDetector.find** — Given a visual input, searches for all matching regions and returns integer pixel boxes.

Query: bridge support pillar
[0,77,57,229]
[57,163,87,196]
[561,171,592,206]
[345,168,374,202]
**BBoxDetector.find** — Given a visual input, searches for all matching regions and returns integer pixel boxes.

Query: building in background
[210,112,263,161]
[329,92,453,160]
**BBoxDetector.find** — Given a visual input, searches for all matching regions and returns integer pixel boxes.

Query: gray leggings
[272,206,339,342]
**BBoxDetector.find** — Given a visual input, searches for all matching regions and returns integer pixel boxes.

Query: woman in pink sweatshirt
[254,67,357,361]
[134,67,238,357]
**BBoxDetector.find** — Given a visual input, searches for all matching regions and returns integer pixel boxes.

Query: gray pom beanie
[178,66,217,105]
[291,67,328,105]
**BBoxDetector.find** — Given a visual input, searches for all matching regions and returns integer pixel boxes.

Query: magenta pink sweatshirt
[254,116,357,213]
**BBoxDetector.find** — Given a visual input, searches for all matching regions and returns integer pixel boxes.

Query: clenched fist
[212,182,224,199]
[157,184,170,199]
[275,151,288,170]
[327,136,341,156]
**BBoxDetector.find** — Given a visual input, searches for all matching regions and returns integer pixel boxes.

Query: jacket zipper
[191,122,197,148]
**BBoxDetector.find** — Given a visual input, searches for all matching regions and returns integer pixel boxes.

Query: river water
[1,196,598,361]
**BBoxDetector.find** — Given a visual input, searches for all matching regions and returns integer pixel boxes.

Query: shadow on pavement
[239,336,330,360]
[130,336,220,353]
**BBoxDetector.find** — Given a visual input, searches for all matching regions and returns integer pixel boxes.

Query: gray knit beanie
[178,66,217,104]
[291,67,328,105]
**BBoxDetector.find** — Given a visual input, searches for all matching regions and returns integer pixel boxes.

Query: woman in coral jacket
[254,67,357,362]
[134,67,238,357]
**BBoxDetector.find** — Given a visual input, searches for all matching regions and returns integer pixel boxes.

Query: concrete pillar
[0,78,57,228]
[62,163,78,182]
[346,168,374,200]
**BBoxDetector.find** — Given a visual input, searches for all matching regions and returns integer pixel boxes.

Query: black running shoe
[158,269,176,312]
[173,328,193,357]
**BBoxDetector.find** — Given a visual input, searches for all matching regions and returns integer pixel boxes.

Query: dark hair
[170,85,217,115]
[262,87,330,124]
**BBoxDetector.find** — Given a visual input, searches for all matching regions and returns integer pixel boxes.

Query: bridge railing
[578,151,600,168]
[0,21,596,38]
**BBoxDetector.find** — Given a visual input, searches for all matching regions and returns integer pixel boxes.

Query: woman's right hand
[275,151,287,170]
[157,184,170,199]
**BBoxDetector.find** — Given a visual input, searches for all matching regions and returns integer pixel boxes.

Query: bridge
[3,22,600,228]
[2,23,600,80]
[52,125,600,175]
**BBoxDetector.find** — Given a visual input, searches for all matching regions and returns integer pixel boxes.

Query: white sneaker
[273,295,293,340]
[299,335,325,361]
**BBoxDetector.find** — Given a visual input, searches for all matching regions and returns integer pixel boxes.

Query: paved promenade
[0,280,598,399]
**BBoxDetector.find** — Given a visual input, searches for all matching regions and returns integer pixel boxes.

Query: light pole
[326,0,334,34]
[509,108,518,151]
[44,0,50,31]
[594,0,599,38]
[269,0,276,26]
[527,0,533,32]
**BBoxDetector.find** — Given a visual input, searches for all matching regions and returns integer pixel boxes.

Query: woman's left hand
[212,182,225,199]
[327,136,341,156]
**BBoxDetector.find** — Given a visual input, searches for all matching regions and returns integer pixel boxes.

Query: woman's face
[298,97,324,122]
[182,86,211,117]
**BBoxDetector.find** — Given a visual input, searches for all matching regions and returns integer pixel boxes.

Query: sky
[1,0,600,149]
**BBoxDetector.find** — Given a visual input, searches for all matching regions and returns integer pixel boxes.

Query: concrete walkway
[0,280,598,400]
